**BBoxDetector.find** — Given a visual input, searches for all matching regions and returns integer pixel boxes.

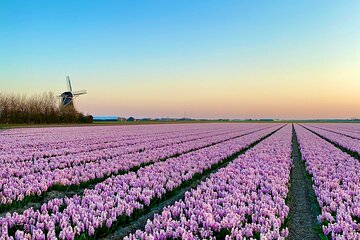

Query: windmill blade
[66,76,73,92]
[72,90,87,96]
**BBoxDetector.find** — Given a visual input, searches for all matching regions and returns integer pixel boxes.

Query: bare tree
[0,92,92,124]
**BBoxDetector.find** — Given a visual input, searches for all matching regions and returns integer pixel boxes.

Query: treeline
[0,92,93,124]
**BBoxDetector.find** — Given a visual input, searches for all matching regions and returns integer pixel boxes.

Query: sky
[1,0,360,119]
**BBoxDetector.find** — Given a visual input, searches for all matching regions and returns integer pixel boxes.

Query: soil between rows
[287,125,319,240]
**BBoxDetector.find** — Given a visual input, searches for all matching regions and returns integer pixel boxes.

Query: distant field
[0,121,201,129]
[0,123,359,239]
[2,119,359,130]
[0,120,273,129]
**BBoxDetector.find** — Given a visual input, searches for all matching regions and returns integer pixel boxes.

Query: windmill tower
[59,76,87,110]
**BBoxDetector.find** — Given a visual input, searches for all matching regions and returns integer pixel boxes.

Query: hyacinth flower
[307,123,360,139]
[0,124,276,206]
[126,125,293,240]
[295,125,360,239]
[303,124,360,156]
[0,125,280,239]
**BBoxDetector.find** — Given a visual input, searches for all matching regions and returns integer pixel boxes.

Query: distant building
[127,117,135,122]
[93,116,118,121]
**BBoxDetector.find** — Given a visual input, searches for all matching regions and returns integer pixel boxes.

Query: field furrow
[295,125,360,239]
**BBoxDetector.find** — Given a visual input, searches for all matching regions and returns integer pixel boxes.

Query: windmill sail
[66,76,73,92]
[72,90,87,96]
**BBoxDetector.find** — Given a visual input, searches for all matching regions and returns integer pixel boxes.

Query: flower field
[0,123,359,239]
[295,125,360,239]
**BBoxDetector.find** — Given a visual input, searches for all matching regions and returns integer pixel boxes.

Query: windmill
[59,76,87,109]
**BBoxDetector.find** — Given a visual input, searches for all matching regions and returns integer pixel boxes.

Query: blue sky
[1,1,360,119]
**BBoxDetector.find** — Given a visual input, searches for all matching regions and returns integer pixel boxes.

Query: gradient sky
[1,1,360,119]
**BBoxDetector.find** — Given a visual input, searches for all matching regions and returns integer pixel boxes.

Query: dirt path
[287,125,319,240]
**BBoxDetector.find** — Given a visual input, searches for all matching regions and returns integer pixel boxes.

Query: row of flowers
[295,125,360,239]
[0,124,241,163]
[303,124,360,156]
[307,123,360,139]
[0,125,274,206]
[0,124,164,153]
[0,126,242,178]
[126,125,293,240]
[0,123,226,147]
[0,124,281,239]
